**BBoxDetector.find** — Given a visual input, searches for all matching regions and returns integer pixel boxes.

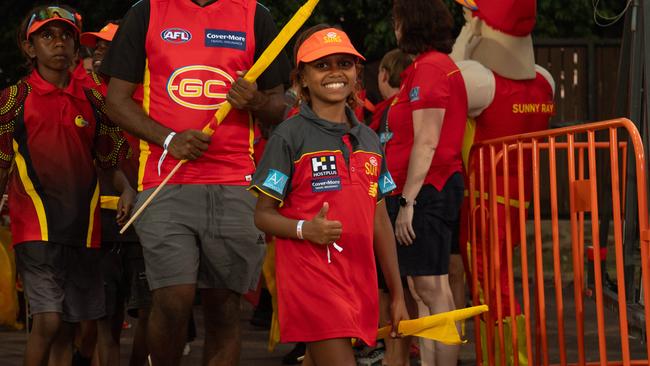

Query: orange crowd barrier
[466,118,650,366]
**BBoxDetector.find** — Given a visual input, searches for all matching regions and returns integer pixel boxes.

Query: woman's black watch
[399,195,416,207]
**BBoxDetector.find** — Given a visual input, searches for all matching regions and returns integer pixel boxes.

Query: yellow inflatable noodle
[377,305,488,345]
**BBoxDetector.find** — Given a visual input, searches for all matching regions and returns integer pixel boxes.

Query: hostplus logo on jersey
[311,155,337,178]
[161,28,192,44]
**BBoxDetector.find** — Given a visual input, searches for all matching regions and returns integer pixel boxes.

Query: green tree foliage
[0,0,133,88]
[0,0,627,88]
[535,0,625,38]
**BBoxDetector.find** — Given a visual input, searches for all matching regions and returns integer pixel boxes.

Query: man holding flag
[101,0,290,364]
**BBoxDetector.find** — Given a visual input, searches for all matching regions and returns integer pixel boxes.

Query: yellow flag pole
[376,305,488,345]
[121,0,320,234]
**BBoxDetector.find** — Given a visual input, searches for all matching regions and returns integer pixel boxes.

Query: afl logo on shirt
[161,28,192,44]
[167,65,234,110]
[311,155,337,178]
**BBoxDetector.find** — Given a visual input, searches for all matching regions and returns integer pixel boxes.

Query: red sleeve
[408,64,450,111]
[0,82,29,169]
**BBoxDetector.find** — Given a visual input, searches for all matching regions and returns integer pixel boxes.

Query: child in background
[249,24,408,366]
[0,6,132,365]
[370,49,414,139]
[370,48,415,366]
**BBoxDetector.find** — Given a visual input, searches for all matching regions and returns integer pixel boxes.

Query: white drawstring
[327,242,343,264]
[158,131,176,176]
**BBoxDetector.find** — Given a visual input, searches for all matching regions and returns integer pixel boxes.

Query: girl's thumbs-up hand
[303,202,343,245]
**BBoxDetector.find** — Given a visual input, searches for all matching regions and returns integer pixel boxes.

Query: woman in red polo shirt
[385,0,468,364]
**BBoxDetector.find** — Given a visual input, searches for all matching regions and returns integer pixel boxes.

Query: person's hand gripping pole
[120,0,321,234]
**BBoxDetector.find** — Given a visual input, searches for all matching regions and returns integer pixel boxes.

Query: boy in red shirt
[0,6,133,365]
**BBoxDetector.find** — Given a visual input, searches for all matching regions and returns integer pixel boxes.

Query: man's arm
[227,3,290,127]
[105,79,210,161]
[227,78,285,126]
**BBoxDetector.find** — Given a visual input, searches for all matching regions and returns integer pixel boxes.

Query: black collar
[191,0,219,7]
[299,104,363,138]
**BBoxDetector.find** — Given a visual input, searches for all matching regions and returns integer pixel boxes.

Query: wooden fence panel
[534,40,620,217]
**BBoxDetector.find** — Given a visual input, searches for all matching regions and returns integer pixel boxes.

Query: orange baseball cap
[26,6,81,38]
[80,23,119,47]
[296,28,365,65]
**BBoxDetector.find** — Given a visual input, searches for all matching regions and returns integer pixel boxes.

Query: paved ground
[0,303,478,365]
[0,304,294,366]
[2,221,647,365]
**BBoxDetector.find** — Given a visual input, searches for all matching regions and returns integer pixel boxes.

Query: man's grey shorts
[14,241,106,323]
[134,185,265,293]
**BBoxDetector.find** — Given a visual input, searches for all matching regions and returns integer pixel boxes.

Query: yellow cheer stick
[121,0,320,234]
[376,305,488,345]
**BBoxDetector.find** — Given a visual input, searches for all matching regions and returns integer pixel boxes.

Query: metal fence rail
[467,118,649,366]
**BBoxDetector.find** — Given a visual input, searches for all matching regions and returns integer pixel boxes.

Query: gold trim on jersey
[247,185,284,207]
[86,182,100,248]
[248,114,255,167]
[138,60,152,191]
[12,140,48,241]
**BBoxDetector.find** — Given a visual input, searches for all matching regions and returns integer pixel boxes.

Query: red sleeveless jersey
[473,71,554,200]
[139,0,257,190]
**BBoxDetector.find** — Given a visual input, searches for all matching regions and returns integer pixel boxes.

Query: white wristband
[163,131,176,150]
[157,132,176,176]
[296,220,305,240]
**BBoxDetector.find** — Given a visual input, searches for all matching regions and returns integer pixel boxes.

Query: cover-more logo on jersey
[311,155,337,178]
[167,65,234,110]
[161,28,192,44]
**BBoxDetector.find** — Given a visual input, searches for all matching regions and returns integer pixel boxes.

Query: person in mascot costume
[451,0,555,364]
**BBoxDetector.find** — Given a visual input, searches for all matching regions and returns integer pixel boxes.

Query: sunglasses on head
[459,0,478,11]
[26,6,81,37]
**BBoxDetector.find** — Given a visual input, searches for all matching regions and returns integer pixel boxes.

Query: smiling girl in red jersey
[249,25,408,366]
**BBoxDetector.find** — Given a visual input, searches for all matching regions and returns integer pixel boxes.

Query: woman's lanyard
[378,102,394,146]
